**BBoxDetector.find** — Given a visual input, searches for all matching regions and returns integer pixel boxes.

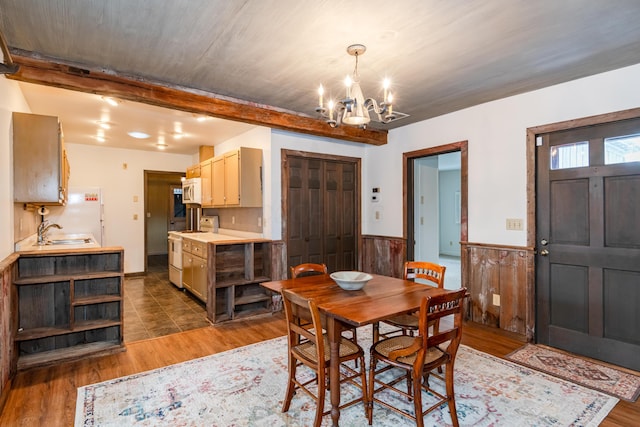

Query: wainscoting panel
[0,253,18,414]
[463,242,534,339]
[361,235,406,278]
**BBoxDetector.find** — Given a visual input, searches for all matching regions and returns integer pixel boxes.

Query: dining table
[261,272,450,426]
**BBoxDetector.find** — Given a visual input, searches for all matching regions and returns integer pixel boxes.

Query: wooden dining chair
[290,262,359,346]
[289,262,328,278]
[373,261,446,342]
[368,288,467,427]
[281,288,368,427]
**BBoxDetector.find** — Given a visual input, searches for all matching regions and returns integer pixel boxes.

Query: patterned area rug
[506,343,640,402]
[76,336,618,426]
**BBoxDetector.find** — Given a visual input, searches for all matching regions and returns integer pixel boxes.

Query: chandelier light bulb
[318,84,324,108]
[383,78,391,103]
[344,75,353,98]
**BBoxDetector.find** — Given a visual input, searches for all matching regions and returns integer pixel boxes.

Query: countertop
[14,233,100,252]
[169,229,269,244]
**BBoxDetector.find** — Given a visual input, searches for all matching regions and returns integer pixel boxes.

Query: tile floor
[123,255,210,342]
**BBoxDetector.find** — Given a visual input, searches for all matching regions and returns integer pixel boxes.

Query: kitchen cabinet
[182,238,207,302]
[212,147,263,207]
[13,112,70,205]
[12,248,124,370]
[186,164,201,178]
[207,240,272,323]
[200,158,213,207]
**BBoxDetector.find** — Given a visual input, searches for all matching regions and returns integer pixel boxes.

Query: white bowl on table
[330,271,373,291]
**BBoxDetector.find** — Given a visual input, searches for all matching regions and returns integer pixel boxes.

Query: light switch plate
[506,218,523,230]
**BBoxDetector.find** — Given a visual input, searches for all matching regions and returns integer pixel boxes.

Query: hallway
[123,255,210,342]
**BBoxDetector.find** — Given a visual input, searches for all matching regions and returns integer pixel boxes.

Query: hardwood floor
[0,316,638,426]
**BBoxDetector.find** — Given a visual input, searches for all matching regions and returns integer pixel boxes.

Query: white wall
[366,63,640,246]
[65,143,193,273]
[0,76,31,259]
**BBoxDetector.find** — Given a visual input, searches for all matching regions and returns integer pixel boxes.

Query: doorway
[143,170,185,273]
[535,117,640,371]
[405,141,468,289]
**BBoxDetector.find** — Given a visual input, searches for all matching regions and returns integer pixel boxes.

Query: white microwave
[182,178,202,204]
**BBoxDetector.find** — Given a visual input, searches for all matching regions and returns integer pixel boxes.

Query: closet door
[287,157,324,267]
[286,154,358,274]
[324,160,356,272]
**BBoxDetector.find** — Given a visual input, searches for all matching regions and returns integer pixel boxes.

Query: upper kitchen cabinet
[13,112,70,205]
[200,158,213,207]
[212,147,263,207]
[186,164,201,178]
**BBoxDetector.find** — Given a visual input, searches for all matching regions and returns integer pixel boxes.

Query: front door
[536,118,640,371]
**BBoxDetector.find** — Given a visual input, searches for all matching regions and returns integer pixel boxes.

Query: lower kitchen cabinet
[12,248,125,370]
[182,238,207,302]
[207,241,272,323]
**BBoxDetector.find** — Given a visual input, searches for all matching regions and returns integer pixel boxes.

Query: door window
[550,141,589,170]
[604,133,640,165]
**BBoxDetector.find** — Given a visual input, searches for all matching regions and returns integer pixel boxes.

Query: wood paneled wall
[0,254,18,413]
[462,242,535,340]
[360,236,534,340]
[360,235,406,278]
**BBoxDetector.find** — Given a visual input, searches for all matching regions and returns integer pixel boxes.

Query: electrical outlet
[258,217,262,227]
[133,195,138,202]
[375,211,380,220]
[493,294,501,306]
[232,216,235,224]
[133,214,138,220]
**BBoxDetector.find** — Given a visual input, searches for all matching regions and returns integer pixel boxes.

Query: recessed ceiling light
[172,132,184,140]
[157,144,167,150]
[97,121,111,129]
[128,131,150,139]
[101,96,119,107]
[96,136,106,143]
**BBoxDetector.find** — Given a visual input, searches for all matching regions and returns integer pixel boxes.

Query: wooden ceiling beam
[7,52,387,146]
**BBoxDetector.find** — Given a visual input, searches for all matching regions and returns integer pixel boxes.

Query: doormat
[76,336,618,426]
[506,343,640,402]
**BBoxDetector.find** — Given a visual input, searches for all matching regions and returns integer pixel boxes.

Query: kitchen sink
[46,238,94,245]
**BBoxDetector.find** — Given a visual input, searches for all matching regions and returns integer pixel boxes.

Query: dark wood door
[536,118,640,371]
[324,160,357,271]
[287,157,324,266]
[286,155,358,274]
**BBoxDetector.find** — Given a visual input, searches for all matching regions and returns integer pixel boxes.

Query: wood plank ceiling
[1,1,640,150]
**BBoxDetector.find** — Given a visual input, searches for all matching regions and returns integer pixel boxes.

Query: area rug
[506,343,640,402]
[76,336,618,426]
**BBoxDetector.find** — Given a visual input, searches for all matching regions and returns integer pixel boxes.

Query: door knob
[540,249,549,256]
[540,239,548,246]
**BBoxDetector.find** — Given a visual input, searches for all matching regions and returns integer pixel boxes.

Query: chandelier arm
[364,98,388,120]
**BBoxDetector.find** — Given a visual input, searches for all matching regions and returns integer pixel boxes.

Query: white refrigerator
[46,187,105,245]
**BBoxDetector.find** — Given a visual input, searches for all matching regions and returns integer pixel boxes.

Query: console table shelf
[208,241,273,323]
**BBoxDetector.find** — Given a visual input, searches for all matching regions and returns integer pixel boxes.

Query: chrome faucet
[37,220,62,245]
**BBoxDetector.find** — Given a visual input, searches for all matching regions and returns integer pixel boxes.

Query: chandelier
[315,44,403,128]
